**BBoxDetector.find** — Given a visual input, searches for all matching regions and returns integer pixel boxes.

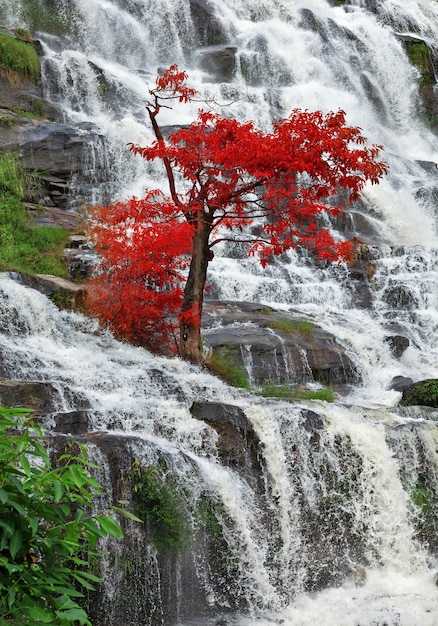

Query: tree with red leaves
[88,65,387,363]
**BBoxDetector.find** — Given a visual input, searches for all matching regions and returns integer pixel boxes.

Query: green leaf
[0,518,14,535]
[25,604,54,622]
[54,479,64,502]
[70,571,98,591]
[28,515,39,535]
[20,454,31,477]
[111,505,143,523]
[55,607,90,623]
[9,499,26,516]
[0,487,8,503]
[96,515,124,538]
[9,528,22,559]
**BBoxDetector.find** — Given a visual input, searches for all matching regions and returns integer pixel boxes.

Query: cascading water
[1,0,438,624]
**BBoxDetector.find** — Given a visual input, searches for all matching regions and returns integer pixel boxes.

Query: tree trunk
[179,219,211,364]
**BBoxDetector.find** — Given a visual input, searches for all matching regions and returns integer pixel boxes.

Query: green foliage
[0,153,68,277]
[293,387,334,402]
[0,406,125,625]
[130,462,190,551]
[257,381,334,402]
[268,318,314,337]
[0,33,40,82]
[19,0,78,35]
[399,379,438,408]
[404,40,435,86]
[206,346,250,389]
[407,474,438,551]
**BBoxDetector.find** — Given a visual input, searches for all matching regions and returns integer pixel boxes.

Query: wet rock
[203,300,359,389]
[191,400,261,467]
[384,334,410,358]
[53,410,89,435]
[399,379,438,408]
[197,45,237,81]
[0,379,59,414]
[190,0,227,46]
[389,376,414,393]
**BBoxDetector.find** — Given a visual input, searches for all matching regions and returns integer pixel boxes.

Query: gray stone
[203,300,359,389]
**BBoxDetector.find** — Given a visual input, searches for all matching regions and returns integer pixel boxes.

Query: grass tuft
[268,318,314,337]
[0,153,68,277]
[0,33,40,83]
[257,380,334,402]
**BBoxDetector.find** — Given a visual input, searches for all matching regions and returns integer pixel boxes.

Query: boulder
[190,400,263,493]
[384,334,410,358]
[389,375,414,393]
[196,45,237,81]
[190,0,227,46]
[202,300,359,389]
[0,379,60,414]
[399,379,438,408]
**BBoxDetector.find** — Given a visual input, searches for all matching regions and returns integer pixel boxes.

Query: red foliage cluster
[87,192,193,352]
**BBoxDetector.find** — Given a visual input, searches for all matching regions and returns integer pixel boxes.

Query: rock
[33,273,85,295]
[399,379,438,408]
[0,379,60,414]
[9,273,87,310]
[384,334,410,358]
[202,300,359,389]
[190,400,264,493]
[19,120,97,176]
[53,410,89,435]
[389,376,414,392]
[197,45,237,82]
[190,0,227,46]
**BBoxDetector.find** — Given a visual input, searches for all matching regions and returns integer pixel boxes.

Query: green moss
[268,318,314,337]
[404,40,435,86]
[11,99,45,119]
[206,346,250,389]
[0,153,69,277]
[130,462,191,551]
[257,380,334,402]
[0,32,40,82]
[399,379,438,408]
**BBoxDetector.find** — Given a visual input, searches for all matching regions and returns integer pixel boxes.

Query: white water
[1,0,438,624]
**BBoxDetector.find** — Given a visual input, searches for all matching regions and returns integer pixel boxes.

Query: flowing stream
[1,0,438,624]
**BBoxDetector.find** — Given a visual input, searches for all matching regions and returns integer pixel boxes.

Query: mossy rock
[400,36,435,87]
[0,32,40,83]
[399,379,438,408]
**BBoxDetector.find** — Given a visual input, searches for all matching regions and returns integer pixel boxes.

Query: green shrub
[0,406,126,625]
[0,153,69,277]
[206,347,250,389]
[130,462,190,551]
[0,33,40,82]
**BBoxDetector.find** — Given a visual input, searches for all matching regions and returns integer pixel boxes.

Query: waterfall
[1,0,438,624]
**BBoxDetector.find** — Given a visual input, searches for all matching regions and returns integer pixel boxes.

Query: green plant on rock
[257,380,334,402]
[0,406,126,625]
[408,474,438,551]
[404,40,435,86]
[399,379,438,408]
[130,462,191,551]
[0,153,69,277]
[206,346,250,389]
[0,33,40,83]
[268,318,314,337]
